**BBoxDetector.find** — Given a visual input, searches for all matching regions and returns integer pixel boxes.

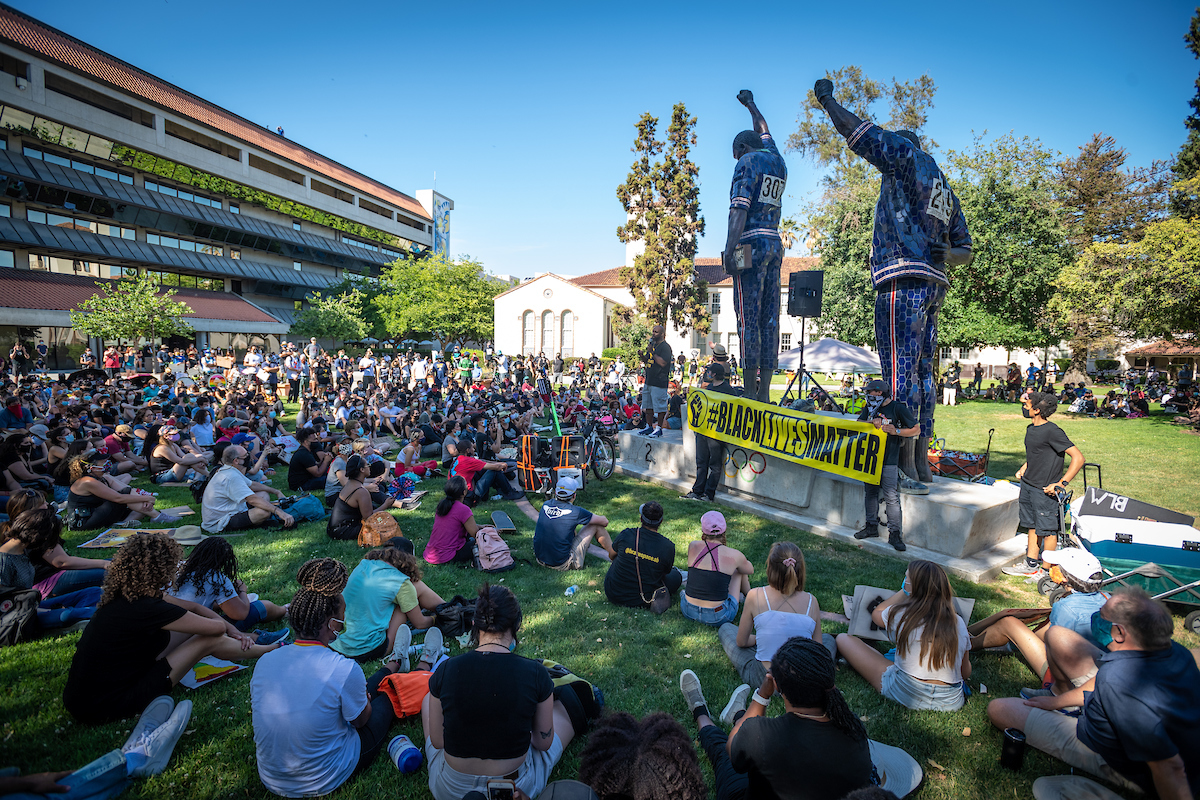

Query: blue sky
[13,0,1198,279]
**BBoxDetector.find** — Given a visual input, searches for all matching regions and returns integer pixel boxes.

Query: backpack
[189,472,214,505]
[0,586,41,647]
[359,511,401,548]
[432,595,476,637]
[278,493,327,525]
[474,525,514,573]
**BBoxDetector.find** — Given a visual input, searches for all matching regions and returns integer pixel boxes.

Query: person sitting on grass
[64,451,182,531]
[62,533,282,725]
[449,438,524,506]
[327,454,397,541]
[603,501,682,614]
[987,588,1200,800]
[533,476,614,571]
[170,536,289,644]
[576,712,707,800]
[287,426,333,491]
[0,509,102,629]
[719,541,824,689]
[422,583,579,800]
[834,560,970,712]
[251,557,446,799]
[679,637,877,800]
[200,445,294,534]
[425,476,481,565]
[970,548,1108,681]
[2,488,109,598]
[680,510,754,627]
[145,423,207,485]
[397,431,441,478]
[332,541,446,662]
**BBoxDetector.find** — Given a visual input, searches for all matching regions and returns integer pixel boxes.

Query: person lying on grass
[62,533,282,725]
[170,536,289,644]
[834,560,970,712]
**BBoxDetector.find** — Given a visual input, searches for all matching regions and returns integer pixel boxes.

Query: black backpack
[0,586,41,647]
[189,472,214,504]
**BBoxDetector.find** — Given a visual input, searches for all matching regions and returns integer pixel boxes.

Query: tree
[69,274,194,344]
[615,103,710,335]
[807,185,877,345]
[1172,7,1200,218]
[376,253,503,350]
[609,307,652,363]
[290,289,367,343]
[322,276,389,341]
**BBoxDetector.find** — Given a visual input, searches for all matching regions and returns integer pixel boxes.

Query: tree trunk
[1066,342,1091,386]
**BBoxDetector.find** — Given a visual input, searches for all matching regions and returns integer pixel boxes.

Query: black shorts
[1018,481,1062,536]
[224,509,258,531]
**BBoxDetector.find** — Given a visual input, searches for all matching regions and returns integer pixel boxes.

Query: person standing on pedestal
[813,77,973,491]
[855,379,919,551]
[637,324,672,439]
[724,90,787,404]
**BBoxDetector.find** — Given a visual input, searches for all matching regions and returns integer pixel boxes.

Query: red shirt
[102,434,128,455]
[451,455,487,491]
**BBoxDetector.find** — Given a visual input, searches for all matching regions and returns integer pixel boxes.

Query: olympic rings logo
[724,448,767,481]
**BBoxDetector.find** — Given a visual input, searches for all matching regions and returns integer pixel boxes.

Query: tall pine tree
[1172,7,1200,218]
[615,104,709,335]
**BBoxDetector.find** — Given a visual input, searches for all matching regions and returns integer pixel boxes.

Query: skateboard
[491,510,517,536]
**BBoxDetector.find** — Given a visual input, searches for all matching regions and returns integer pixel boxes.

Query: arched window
[541,310,554,353]
[560,310,574,357]
[522,310,535,354]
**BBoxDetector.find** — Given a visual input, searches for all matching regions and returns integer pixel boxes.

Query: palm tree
[779,217,799,251]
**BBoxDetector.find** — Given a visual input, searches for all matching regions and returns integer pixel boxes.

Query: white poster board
[847,585,975,642]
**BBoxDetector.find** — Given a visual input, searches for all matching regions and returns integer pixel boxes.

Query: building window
[958,347,970,359]
[940,347,952,360]
[541,310,554,353]
[21,144,134,184]
[0,249,12,268]
[358,197,394,220]
[292,220,302,231]
[781,333,792,352]
[382,246,403,260]
[44,72,155,128]
[522,310,535,354]
[248,153,304,185]
[293,261,302,271]
[143,180,221,208]
[560,310,574,358]
[164,119,240,160]
[0,203,9,218]
[230,203,240,214]
[710,292,721,315]
[145,269,222,291]
[27,209,134,240]
[146,233,222,256]
[344,237,379,253]
[230,248,241,260]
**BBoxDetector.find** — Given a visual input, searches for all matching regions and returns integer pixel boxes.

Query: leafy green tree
[1172,7,1200,218]
[1116,218,1200,338]
[290,289,367,343]
[376,253,503,350]
[616,104,710,335]
[609,307,653,364]
[69,275,194,344]
[807,186,877,345]
[322,276,389,341]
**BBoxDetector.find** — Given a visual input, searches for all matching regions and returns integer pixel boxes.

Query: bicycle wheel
[592,437,616,480]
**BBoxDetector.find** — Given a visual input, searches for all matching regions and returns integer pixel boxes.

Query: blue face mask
[64,433,75,443]
[901,576,911,596]
[269,411,276,418]
[1091,611,1115,648]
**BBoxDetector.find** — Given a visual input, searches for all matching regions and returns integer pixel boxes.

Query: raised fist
[737,89,754,106]
[814,79,834,105]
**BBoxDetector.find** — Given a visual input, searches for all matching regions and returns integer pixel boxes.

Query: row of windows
[27,209,135,240]
[31,254,122,278]
[939,347,973,360]
[145,270,224,291]
[522,310,575,356]
[23,144,134,185]
[146,233,223,257]
[144,180,221,208]
[382,246,403,260]
[0,104,120,163]
[343,237,378,253]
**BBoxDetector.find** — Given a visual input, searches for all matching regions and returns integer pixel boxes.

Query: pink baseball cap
[701,510,727,537]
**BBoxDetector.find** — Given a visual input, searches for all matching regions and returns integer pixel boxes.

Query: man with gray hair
[201,444,293,533]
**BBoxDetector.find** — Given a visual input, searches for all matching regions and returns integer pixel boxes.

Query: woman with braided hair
[62,533,282,724]
[422,582,578,800]
[251,557,442,798]
[576,711,706,800]
[679,637,875,800]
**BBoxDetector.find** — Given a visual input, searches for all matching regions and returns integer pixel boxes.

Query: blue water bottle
[388,734,422,774]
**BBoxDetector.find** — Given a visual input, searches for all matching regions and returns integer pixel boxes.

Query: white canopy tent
[777,338,881,374]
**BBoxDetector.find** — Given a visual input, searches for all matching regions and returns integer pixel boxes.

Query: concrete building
[0,5,450,369]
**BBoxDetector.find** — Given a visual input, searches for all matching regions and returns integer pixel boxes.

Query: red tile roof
[1125,339,1200,358]
[0,269,282,323]
[0,6,430,223]
[571,257,819,288]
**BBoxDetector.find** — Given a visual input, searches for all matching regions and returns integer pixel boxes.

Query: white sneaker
[416,627,444,669]
[382,624,412,671]
[679,669,707,715]
[129,699,192,777]
[720,684,752,727]
[122,696,174,754]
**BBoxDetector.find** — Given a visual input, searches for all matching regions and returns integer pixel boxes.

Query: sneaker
[382,624,412,671]
[898,475,929,495]
[648,427,664,438]
[636,426,653,436]
[854,526,879,540]
[888,533,907,552]
[1002,560,1043,577]
[1020,687,1054,699]
[129,699,192,777]
[719,683,752,727]
[253,628,290,646]
[681,492,702,501]
[416,626,444,669]
[122,696,174,754]
[154,513,184,526]
[704,495,716,502]
[679,669,707,715]
[112,519,141,529]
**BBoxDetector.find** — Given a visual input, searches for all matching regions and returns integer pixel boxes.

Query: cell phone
[486,778,516,800]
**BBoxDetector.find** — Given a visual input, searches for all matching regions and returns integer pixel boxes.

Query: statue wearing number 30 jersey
[813,76,974,490]
[723,90,788,403]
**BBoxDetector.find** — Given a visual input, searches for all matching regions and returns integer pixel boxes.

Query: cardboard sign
[1078,487,1194,526]
[847,585,976,642]
[687,389,886,485]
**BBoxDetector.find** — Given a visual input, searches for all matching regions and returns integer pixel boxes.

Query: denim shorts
[880,664,964,711]
[152,469,176,485]
[231,599,266,632]
[680,593,739,626]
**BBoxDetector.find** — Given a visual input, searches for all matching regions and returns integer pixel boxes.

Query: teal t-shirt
[330,560,418,657]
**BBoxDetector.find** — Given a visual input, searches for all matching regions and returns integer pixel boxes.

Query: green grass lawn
[2,400,1197,800]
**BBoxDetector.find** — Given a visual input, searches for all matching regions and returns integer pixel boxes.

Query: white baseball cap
[1042,548,1103,583]
[555,476,579,499]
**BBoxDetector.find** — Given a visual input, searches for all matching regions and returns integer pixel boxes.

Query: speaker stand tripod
[778,316,843,413]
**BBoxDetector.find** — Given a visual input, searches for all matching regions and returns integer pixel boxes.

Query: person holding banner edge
[684,362,737,502]
[855,379,918,551]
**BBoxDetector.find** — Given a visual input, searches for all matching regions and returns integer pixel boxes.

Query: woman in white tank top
[718,542,822,689]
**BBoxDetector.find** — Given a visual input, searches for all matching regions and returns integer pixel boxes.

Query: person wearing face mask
[853,379,921,551]
[0,431,52,492]
[201,445,291,533]
[0,394,32,432]
[989,588,1200,800]
[103,424,148,476]
[46,426,78,503]
[65,451,182,530]
[146,424,208,485]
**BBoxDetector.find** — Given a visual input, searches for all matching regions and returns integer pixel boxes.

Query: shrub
[602,348,623,360]
[1054,358,1071,373]
[1094,359,1120,371]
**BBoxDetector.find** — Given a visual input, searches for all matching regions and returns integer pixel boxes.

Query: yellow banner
[686,389,885,485]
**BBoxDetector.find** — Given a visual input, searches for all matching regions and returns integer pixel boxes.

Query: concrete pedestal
[617,421,1025,582]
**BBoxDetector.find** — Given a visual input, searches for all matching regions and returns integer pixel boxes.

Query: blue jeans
[472,469,520,501]
[48,569,107,598]
[38,587,102,628]
[1,749,129,800]
[680,593,739,626]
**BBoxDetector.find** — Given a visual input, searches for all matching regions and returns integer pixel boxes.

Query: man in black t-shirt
[287,427,332,491]
[854,379,919,551]
[638,325,673,438]
[1003,392,1085,577]
[603,502,681,613]
[685,363,738,502]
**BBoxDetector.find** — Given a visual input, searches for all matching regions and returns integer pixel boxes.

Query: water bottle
[388,734,422,774]
[564,585,578,597]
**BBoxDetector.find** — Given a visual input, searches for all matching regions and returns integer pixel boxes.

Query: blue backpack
[279,493,327,525]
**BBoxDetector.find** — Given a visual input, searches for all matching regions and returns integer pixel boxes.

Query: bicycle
[577,409,618,480]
